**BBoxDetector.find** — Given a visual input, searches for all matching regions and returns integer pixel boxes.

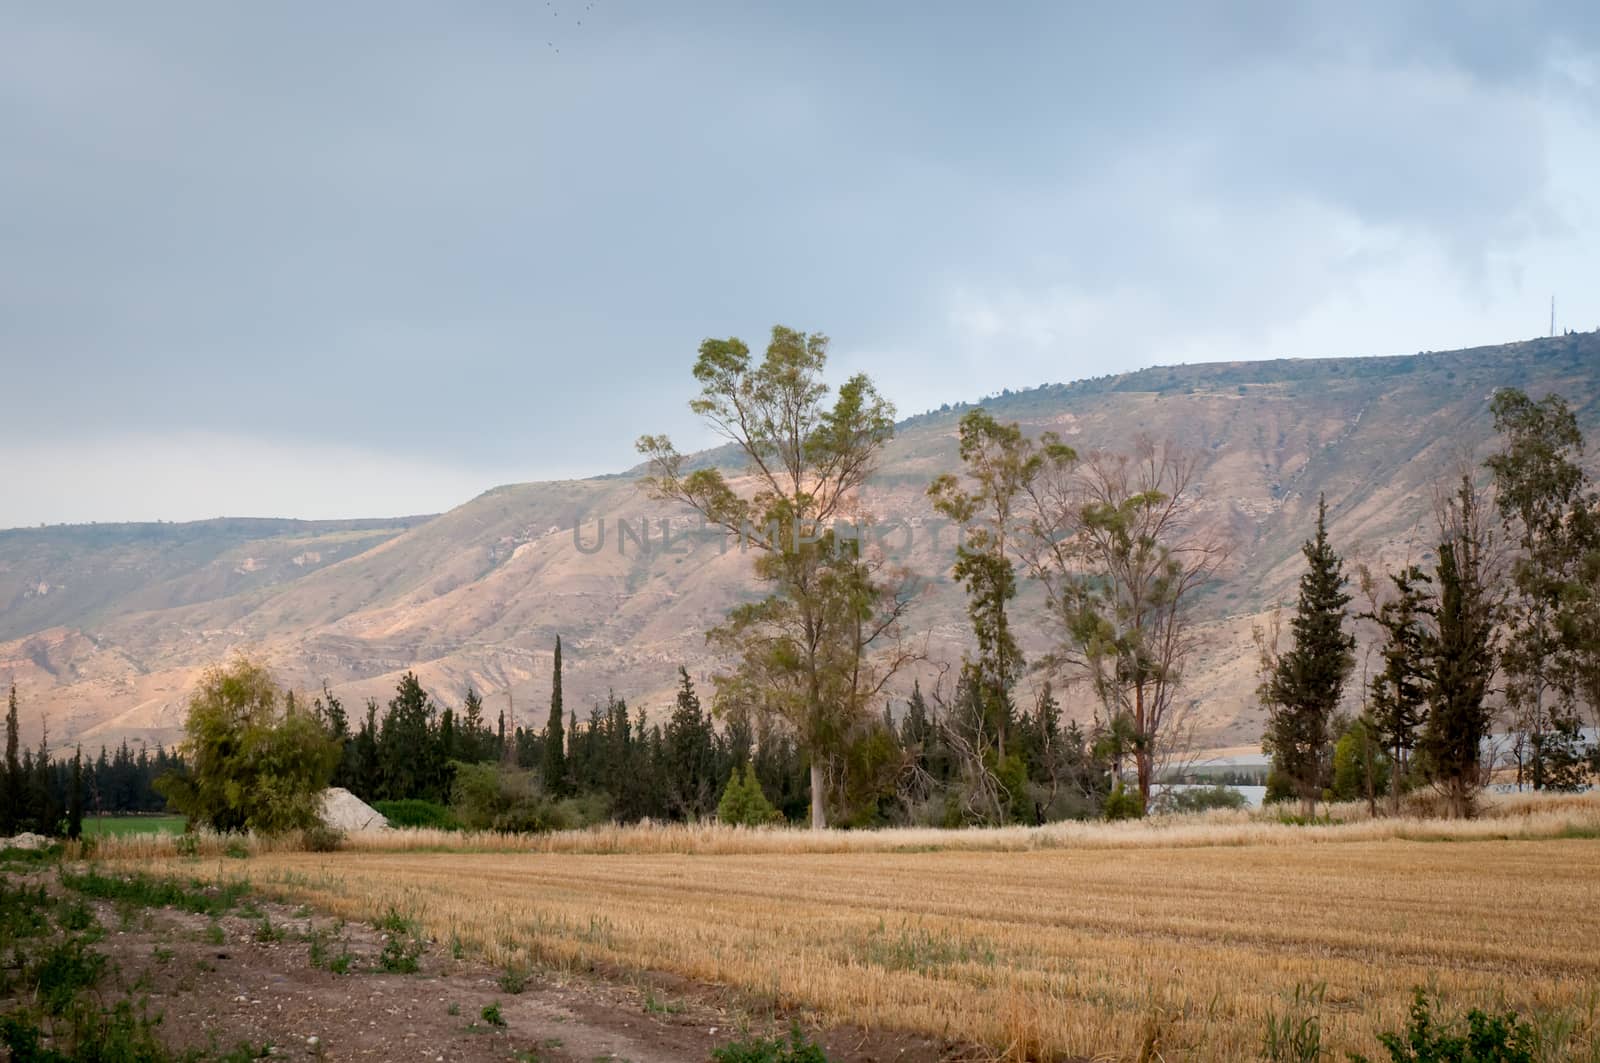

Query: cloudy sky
[3,2,1597,528]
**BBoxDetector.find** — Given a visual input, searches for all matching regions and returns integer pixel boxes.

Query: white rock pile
[318,787,389,832]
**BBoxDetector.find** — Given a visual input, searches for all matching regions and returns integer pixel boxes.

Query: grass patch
[60,867,250,917]
[643,990,685,1015]
[80,815,187,837]
[251,915,285,943]
[712,1024,828,1063]
[373,799,460,830]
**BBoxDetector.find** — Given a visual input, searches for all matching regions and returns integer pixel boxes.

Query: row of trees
[635,327,1262,826]
[13,329,1595,835]
[637,327,1225,826]
[339,660,814,827]
[3,686,173,838]
[638,327,1597,827]
[1261,388,1600,818]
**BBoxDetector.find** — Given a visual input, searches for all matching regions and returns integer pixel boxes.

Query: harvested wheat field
[138,823,1600,1062]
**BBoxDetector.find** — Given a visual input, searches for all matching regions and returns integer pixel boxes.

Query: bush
[717,764,781,827]
[1102,781,1144,821]
[1353,989,1536,1063]
[712,1023,828,1063]
[373,799,459,830]
[376,908,423,973]
[301,824,344,852]
[1265,767,1298,805]
[450,764,606,834]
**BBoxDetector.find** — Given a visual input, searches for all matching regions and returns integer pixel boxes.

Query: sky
[3,2,1598,528]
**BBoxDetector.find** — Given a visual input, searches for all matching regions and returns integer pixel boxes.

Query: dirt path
[33,874,965,1063]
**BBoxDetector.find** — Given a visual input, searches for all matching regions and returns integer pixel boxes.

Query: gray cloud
[2,2,1597,526]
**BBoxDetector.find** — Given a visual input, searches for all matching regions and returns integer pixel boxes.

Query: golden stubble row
[146,835,1600,1061]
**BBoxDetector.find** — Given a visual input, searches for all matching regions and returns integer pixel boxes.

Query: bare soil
[15,869,974,1063]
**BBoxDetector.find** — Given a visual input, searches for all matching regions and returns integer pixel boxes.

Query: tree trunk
[809,759,827,830]
[1389,744,1402,818]
[1362,732,1376,817]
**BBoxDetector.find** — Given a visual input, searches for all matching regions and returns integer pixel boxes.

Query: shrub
[1102,781,1144,821]
[717,764,781,827]
[498,964,530,994]
[1353,989,1536,1063]
[373,799,459,830]
[480,1002,506,1028]
[301,824,344,852]
[376,908,424,973]
[712,1023,828,1063]
[450,764,606,834]
[31,937,106,1015]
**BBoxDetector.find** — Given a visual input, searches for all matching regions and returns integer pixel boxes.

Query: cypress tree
[542,636,567,797]
[1366,565,1434,814]
[2,686,20,835]
[68,748,85,841]
[900,681,930,749]
[32,720,59,836]
[461,687,487,762]
[1421,532,1497,816]
[1263,495,1356,819]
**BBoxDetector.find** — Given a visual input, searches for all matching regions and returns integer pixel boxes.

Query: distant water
[1153,783,1268,810]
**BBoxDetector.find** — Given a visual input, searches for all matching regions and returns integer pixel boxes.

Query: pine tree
[664,667,714,820]
[1409,476,1497,818]
[377,673,448,802]
[352,700,380,799]
[716,763,779,826]
[1366,565,1433,814]
[543,637,568,797]
[32,720,58,835]
[461,687,488,762]
[1024,681,1064,793]
[900,681,930,749]
[2,685,20,835]
[68,748,85,841]
[1262,495,1355,819]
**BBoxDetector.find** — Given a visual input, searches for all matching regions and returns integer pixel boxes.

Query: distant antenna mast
[1550,295,1556,337]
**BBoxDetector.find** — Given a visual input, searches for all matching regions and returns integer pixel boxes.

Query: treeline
[14,330,1598,838]
[1262,388,1600,818]
[3,686,180,838]
[306,656,813,827]
[300,647,1223,831]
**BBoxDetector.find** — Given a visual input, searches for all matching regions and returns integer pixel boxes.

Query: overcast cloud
[2,1,1597,527]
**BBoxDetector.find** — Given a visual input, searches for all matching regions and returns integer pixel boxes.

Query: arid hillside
[3,332,1597,752]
